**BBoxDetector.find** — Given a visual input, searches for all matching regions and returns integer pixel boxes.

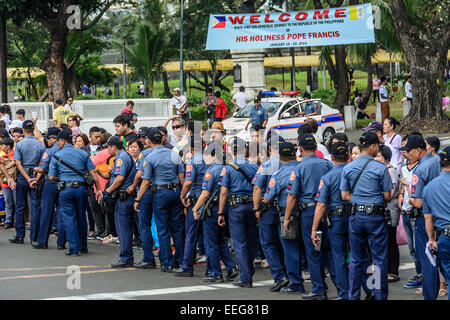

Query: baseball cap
[362,121,383,132]
[173,87,181,92]
[331,142,349,157]
[400,135,426,151]
[57,129,72,141]
[22,120,34,130]
[439,146,450,161]
[138,126,149,137]
[298,133,317,148]
[254,96,261,103]
[210,122,225,132]
[146,127,162,143]
[46,127,60,138]
[359,131,380,146]
[279,142,296,157]
[102,136,123,148]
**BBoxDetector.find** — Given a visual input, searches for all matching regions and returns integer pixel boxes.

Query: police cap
[46,127,60,138]
[331,141,349,157]
[439,146,450,161]
[298,133,317,148]
[138,126,149,137]
[146,127,162,144]
[279,142,296,157]
[57,129,72,142]
[102,135,123,149]
[400,135,426,151]
[22,120,34,130]
[359,131,380,146]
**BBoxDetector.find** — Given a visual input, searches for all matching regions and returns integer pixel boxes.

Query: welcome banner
[206,4,375,50]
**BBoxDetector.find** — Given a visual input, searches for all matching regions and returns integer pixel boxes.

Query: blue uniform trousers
[259,207,286,282]
[204,206,235,277]
[153,188,185,268]
[15,173,40,240]
[437,235,450,300]
[300,205,327,295]
[348,211,388,300]
[115,195,136,264]
[136,189,155,263]
[37,181,66,246]
[59,186,88,254]
[327,216,350,299]
[228,202,257,284]
[414,215,439,300]
[181,206,201,272]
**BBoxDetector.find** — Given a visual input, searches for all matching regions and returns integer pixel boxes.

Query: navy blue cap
[362,121,383,132]
[400,135,426,151]
[46,127,60,137]
[146,127,162,143]
[359,131,380,146]
[254,96,261,103]
[439,146,450,161]
[138,126,148,137]
[22,120,34,130]
[102,135,123,148]
[279,142,296,156]
[57,129,72,141]
[298,133,317,148]
[331,142,349,157]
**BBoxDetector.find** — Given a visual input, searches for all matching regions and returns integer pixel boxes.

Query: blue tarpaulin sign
[206,4,375,50]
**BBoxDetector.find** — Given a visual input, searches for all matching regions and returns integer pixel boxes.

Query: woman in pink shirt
[383,117,403,174]
[67,116,81,144]
[372,75,381,103]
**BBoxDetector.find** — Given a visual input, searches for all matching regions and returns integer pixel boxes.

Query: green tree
[76,55,118,88]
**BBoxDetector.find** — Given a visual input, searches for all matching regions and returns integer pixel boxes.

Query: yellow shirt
[53,106,75,124]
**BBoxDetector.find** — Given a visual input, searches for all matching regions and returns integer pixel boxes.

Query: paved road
[0,228,446,300]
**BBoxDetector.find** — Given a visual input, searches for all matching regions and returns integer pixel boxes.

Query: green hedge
[311,88,336,106]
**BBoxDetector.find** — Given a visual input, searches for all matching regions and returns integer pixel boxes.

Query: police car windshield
[234,102,281,118]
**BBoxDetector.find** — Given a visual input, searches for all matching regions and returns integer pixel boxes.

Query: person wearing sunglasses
[162,115,187,146]
[67,116,81,144]
[65,98,74,111]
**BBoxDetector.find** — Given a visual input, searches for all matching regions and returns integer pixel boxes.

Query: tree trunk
[241,0,255,13]
[40,30,68,102]
[203,72,209,93]
[26,67,39,100]
[333,45,349,112]
[306,47,312,90]
[0,14,7,103]
[162,71,171,97]
[362,46,372,103]
[67,65,79,98]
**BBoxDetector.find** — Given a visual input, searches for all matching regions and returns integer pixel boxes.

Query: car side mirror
[233,112,237,116]
[281,112,291,119]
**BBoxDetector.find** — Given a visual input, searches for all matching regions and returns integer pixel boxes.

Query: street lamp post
[180,0,184,95]
[122,40,127,99]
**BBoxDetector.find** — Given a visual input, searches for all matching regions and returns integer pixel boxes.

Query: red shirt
[215,98,228,119]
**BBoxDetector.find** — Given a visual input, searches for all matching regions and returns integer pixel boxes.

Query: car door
[268,100,304,143]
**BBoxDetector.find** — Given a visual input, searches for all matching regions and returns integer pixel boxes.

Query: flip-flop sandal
[388,274,400,282]
[438,288,447,297]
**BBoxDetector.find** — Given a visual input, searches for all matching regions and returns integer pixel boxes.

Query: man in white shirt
[378,76,392,121]
[171,88,188,121]
[231,86,249,112]
[65,97,74,111]
[405,76,413,103]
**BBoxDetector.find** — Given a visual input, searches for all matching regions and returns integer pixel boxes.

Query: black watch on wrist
[253,208,260,213]
[135,199,140,203]
[217,212,224,216]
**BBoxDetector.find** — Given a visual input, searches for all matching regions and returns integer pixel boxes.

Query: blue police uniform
[340,155,393,300]
[142,145,185,269]
[288,154,333,295]
[265,160,306,292]
[316,164,350,299]
[250,105,268,127]
[180,152,207,273]
[411,152,441,300]
[201,162,236,278]
[13,136,46,241]
[36,143,66,247]
[423,170,450,300]
[304,101,318,115]
[49,144,95,254]
[135,148,156,264]
[111,149,137,265]
[220,156,258,284]
[252,156,287,283]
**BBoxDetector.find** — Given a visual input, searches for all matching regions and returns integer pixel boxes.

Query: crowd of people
[0,95,448,301]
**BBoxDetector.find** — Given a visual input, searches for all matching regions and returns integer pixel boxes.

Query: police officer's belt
[352,204,385,215]
[409,207,423,218]
[24,168,35,176]
[44,175,51,181]
[328,204,352,217]
[297,201,317,212]
[210,196,219,206]
[118,189,137,201]
[261,199,278,212]
[154,183,180,190]
[188,194,198,204]
[438,226,450,238]
[227,194,252,208]
[58,181,87,189]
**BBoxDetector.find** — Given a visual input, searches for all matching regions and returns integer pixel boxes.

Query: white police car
[222,97,345,145]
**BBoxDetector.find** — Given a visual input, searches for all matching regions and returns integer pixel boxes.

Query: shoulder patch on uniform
[116,159,123,166]
[186,164,193,172]
[143,161,147,168]
[42,152,48,160]
[318,179,324,190]
[220,168,227,176]
[138,153,143,160]
[205,172,212,181]
[269,178,275,187]
[290,171,296,181]
[412,174,419,185]
[256,166,263,174]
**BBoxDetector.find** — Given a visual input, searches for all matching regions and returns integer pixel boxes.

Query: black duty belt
[409,207,423,218]
[328,204,352,217]
[227,194,253,208]
[297,201,317,212]
[352,203,386,216]
[438,226,450,238]
[44,175,51,181]
[210,196,219,206]
[155,183,180,190]
[24,168,35,176]
[58,181,87,190]
[188,195,198,204]
[261,199,279,212]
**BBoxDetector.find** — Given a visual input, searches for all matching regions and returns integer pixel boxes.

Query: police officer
[423,146,450,297]
[48,130,103,256]
[9,120,46,244]
[253,135,289,292]
[284,133,333,300]
[135,128,185,273]
[218,137,258,288]
[312,142,351,300]
[102,136,137,268]
[192,141,238,282]
[33,127,67,250]
[244,97,268,131]
[263,142,306,293]
[127,128,156,269]
[340,131,393,300]
[404,134,441,300]
[173,135,207,277]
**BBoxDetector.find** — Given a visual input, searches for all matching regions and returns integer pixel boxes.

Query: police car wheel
[322,127,335,146]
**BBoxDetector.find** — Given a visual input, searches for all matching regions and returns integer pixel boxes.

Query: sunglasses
[172,125,183,130]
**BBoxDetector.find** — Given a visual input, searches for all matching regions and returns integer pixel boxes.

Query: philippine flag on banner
[212,16,226,28]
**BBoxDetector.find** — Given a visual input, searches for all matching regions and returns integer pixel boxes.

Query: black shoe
[4,222,14,229]
[80,249,88,254]
[161,266,173,273]
[232,280,252,288]
[365,292,375,300]
[331,296,344,300]
[173,268,193,277]
[49,228,57,234]
[65,251,80,257]
[302,292,328,300]
[57,245,66,250]
[269,277,290,292]
[226,268,239,281]
[8,236,24,244]
[111,261,134,268]
[280,286,305,294]
[32,242,48,249]
[202,275,224,283]
[134,261,157,269]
